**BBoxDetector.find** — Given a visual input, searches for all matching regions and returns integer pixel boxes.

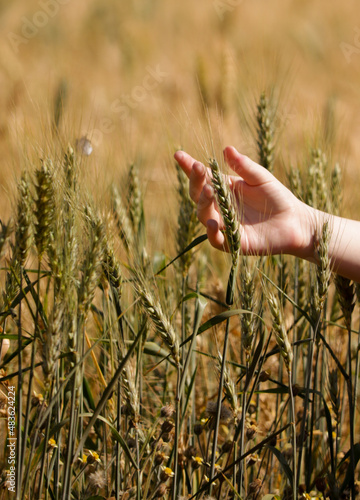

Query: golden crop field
[1,1,360,499]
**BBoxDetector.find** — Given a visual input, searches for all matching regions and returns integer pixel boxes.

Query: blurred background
[1,0,360,230]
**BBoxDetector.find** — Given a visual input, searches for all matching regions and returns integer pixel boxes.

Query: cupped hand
[174,146,314,259]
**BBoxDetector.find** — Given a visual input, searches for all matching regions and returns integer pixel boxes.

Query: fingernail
[207,219,218,231]
[174,151,183,160]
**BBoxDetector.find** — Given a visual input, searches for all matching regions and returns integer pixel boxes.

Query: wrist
[290,202,319,263]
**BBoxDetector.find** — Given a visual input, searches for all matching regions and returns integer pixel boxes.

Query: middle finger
[189,161,208,203]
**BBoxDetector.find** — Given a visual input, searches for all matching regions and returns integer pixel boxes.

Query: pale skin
[174,146,360,283]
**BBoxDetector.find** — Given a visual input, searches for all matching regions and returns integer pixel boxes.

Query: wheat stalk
[207,156,241,492]
[264,283,296,498]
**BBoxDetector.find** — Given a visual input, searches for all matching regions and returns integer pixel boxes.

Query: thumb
[224,146,274,186]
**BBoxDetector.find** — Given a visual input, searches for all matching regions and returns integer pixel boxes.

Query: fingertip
[224,145,244,165]
[174,150,184,161]
[203,183,214,200]
[207,219,226,251]
[223,145,237,156]
[207,218,218,232]
[174,150,197,179]
[224,148,272,185]
[193,161,205,176]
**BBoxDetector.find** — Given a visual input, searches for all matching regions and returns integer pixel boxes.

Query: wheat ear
[134,276,180,366]
[208,159,240,267]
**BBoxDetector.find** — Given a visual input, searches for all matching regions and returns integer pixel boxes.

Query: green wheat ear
[264,284,293,375]
[133,272,180,366]
[14,171,33,266]
[34,159,56,260]
[127,162,142,233]
[77,209,105,317]
[310,219,331,324]
[208,158,241,266]
[209,157,241,305]
[306,148,329,212]
[256,91,275,173]
[111,184,134,251]
[240,256,257,363]
[176,162,199,276]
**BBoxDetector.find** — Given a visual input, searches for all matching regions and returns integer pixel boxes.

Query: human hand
[174,146,315,260]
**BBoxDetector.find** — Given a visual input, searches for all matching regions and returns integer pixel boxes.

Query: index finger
[175,149,242,198]
[174,150,200,178]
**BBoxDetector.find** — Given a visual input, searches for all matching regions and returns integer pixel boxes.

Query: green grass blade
[81,413,138,469]
[266,445,294,487]
[73,325,144,458]
[155,234,208,276]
